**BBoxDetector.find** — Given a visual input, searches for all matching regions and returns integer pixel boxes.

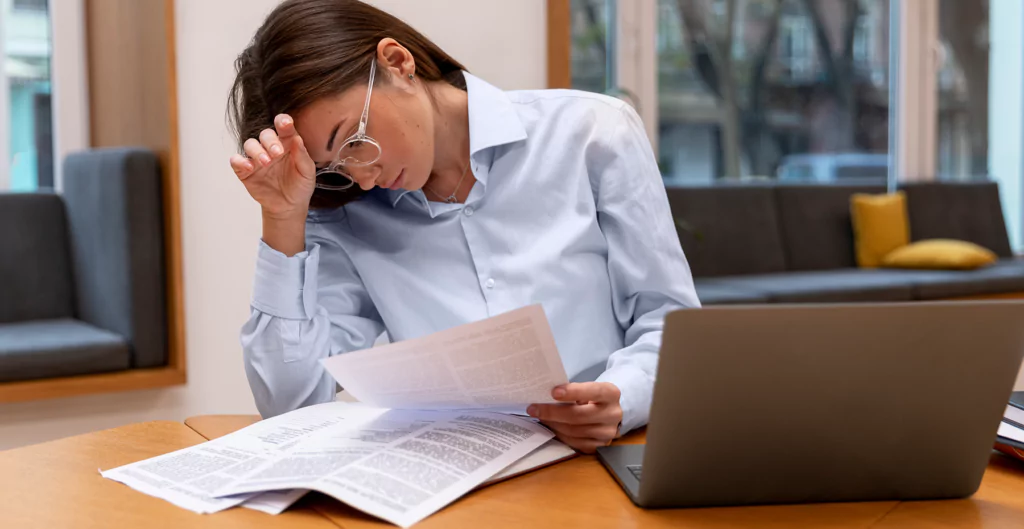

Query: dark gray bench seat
[0,319,130,383]
[695,258,1024,304]
[668,182,1024,306]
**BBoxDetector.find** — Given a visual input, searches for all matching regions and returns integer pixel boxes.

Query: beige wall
[0,0,547,451]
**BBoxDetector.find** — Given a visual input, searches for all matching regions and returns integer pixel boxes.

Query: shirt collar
[386,72,527,208]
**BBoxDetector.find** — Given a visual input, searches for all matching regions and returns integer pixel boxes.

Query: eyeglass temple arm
[358,61,376,135]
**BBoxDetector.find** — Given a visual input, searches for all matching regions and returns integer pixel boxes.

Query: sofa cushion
[0,319,130,382]
[775,184,886,271]
[694,281,770,305]
[882,239,998,270]
[700,270,916,303]
[665,185,787,277]
[901,181,1013,258]
[0,193,75,324]
[851,191,911,268]
[904,259,1024,299]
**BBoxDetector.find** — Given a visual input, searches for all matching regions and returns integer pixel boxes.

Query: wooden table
[184,416,1024,528]
[186,416,897,528]
[4,417,1024,528]
[0,421,339,528]
[185,415,1024,529]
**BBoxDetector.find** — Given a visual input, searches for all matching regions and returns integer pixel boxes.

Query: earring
[408,74,414,80]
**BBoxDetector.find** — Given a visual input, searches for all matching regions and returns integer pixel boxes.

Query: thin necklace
[425,162,471,204]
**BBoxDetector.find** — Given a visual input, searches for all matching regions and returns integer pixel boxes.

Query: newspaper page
[240,439,576,515]
[100,402,386,513]
[211,409,553,527]
[241,488,309,515]
[321,305,569,410]
[482,438,576,486]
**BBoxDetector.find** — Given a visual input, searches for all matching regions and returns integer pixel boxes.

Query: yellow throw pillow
[882,239,997,270]
[850,192,910,268]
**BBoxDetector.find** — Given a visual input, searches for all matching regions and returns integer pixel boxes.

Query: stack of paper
[998,395,1024,444]
[101,305,578,527]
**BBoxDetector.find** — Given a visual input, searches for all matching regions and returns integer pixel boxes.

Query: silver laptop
[597,301,1024,508]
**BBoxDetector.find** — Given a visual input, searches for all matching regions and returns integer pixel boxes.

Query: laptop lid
[638,301,1024,507]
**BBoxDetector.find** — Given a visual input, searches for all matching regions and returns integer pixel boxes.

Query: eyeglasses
[315,60,383,191]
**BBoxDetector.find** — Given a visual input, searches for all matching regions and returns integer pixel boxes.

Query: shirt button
[485,278,495,289]
[463,206,474,217]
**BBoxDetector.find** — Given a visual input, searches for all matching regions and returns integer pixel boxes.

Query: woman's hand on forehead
[229,114,318,221]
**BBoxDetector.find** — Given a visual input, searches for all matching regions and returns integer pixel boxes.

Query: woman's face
[295,70,435,193]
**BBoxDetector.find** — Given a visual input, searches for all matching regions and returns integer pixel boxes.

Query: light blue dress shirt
[242,73,700,434]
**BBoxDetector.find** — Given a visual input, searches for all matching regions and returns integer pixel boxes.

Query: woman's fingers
[265,115,314,179]
[552,382,621,405]
[551,432,608,455]
[274,114,297,141]
[244,138,271,167]
[260,128,285,160]
[229,154,255,180]
[289,133,316,179]
[528,402,620,426]
[543,420,618,442]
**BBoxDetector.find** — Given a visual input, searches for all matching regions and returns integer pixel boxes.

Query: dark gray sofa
[0,148,167,382]
[666,181,1024,305]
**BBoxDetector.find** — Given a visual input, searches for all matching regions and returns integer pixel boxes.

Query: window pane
[657,0,890,186]
[4,0,53,192]
[936,0,988,181]
[13,0,48,11]
[570,0,613,94]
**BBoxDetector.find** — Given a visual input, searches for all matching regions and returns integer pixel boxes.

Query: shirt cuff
[596,364,653,436]
[251,240,320,320]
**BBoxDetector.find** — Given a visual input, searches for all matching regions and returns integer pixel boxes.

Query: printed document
[100,403,385,513]
[321,305,569,410]
[211,407,552,527]
[103,403,552,526]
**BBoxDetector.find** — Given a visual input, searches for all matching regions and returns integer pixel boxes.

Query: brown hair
[227,0,467,209]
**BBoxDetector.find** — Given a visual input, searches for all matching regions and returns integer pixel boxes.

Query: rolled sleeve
[252,240,321,320]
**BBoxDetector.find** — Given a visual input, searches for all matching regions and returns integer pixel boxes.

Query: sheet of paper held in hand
[321,304,571,410]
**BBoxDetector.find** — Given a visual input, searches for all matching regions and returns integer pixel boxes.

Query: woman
[229,0,699,454]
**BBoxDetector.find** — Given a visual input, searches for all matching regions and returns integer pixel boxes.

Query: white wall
[0,0,547,451]
[367,0,547,90]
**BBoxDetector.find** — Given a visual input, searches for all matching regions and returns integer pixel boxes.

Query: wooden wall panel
[85,0,185,382]
[86,0,172,151]
[547,0,572,89]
